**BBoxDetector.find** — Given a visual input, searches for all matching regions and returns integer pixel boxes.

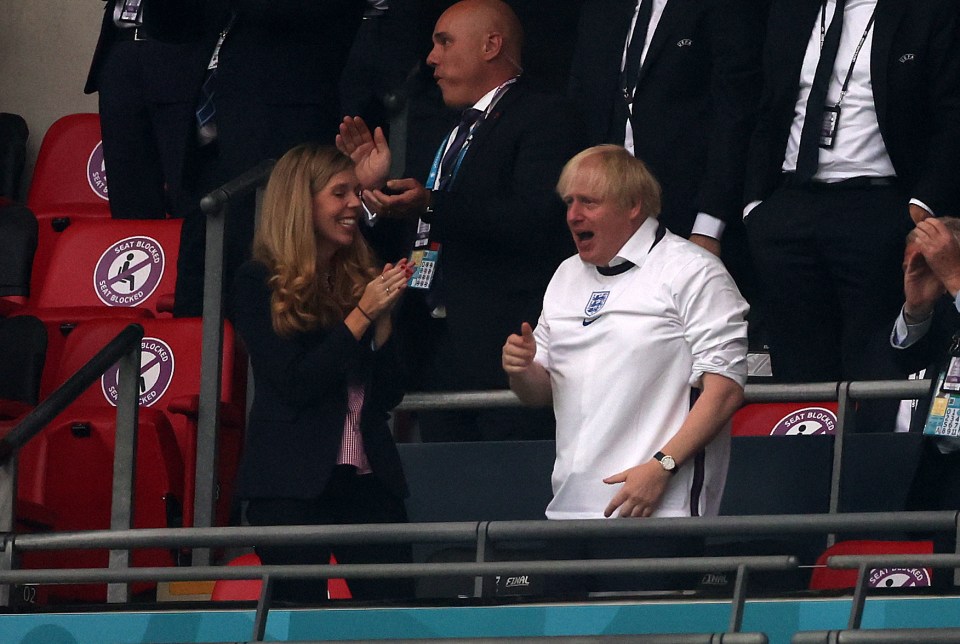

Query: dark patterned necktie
[438,108,482,190]
[612,0,654,143]
[795,0,847,183]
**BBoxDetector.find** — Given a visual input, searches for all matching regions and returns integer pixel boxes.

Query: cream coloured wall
[0,1,103,198]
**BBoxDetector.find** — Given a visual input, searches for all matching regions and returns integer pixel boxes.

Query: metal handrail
[199,159,276,215]
[10,512,954,553]
[6,511,957,638]
[394,380,932,412]
[0,555,798,585]
[794,629,960,644]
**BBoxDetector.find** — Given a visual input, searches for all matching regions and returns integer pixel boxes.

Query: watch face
[660,455,676,470]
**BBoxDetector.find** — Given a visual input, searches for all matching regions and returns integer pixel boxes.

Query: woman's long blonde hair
[252,143,377,336]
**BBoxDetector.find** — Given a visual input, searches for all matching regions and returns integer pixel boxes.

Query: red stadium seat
[211,553,352,601]
[732,402,840,436]
[16,407,184,600]
[25,114,112,296]
[26,114,110,216]
[11,316,189,602]
[21,218,182,317]
[16,307,152,402]
[810,540,934,590]
[211,553,263,601]
[48,317,245,528]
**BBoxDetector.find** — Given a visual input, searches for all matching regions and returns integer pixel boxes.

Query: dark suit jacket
[85,0,222,98]
[216,0,364,105]
[402,82,585,391]
[231,261,407,500]
[745,0,960,215]
[568,0,763,237]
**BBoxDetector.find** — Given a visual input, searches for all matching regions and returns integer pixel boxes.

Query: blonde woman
[231,143,413,602]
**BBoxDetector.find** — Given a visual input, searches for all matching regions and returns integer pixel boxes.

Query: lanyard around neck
[819,1,877,109]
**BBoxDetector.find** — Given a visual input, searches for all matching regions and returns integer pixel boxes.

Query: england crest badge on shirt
[583,290,609,321]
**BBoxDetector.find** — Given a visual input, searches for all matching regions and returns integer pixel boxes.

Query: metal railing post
[827,381,854,548]
[252,574,273,642]
[955,511,960,587]
[0,454,16,607]
[194,199,226,566]
[194,160,274,566]
[729,563,750,633]
[474,521,490,598]
[107,331,142,603]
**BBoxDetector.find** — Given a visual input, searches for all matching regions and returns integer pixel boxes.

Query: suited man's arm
[566,0,625,148]
[906,0,960,216]
[696,0,764,231]
[427,97,586,253]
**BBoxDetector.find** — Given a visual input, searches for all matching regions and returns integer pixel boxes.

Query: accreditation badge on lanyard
[117,0,143,25]
[406,78,517,292]
[922,332,960,438]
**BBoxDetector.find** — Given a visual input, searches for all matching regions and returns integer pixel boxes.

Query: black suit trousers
[245,466,413,602]
[97,40,198,220]
[746,182,912,388]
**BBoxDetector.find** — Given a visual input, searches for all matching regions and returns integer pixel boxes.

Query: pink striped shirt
[336,384,371,474]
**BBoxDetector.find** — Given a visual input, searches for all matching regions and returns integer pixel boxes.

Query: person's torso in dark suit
[85,0,224,100]
[216,0,365,104]
[231,261,407,500]
[399,81,586,390]
[745,0,960,214]
[569,0,764,236]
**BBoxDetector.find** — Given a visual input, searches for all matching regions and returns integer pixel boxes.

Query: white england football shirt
[535,217,749,519]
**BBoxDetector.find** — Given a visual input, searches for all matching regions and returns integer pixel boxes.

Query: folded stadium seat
[20,217,182,317]
[40,317,245,529]
[14,308,152,403]
[0,200,37,314]
[731,402,840,436]
[16,407,184,603]
[839,433,924,513]
[26,114,108,216]
[809,540,934,590]
[25,114,112,295]
[210,553,351,601]
[13,319,187,603]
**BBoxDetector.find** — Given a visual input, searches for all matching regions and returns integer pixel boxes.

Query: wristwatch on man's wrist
[653,451,677,474]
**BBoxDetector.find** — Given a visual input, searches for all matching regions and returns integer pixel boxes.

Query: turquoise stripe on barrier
[1,597,959,644]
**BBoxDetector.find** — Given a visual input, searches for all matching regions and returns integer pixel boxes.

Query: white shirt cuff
[743,200,762,220]
[890,306,934,349]
[909,198,935,217]
[691,213,726,240]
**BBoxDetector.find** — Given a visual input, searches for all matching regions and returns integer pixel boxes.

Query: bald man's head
[427,0,524,108]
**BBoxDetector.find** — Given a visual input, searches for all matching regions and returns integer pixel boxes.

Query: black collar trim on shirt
[596,261,635,276]
[595,221,666,276]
